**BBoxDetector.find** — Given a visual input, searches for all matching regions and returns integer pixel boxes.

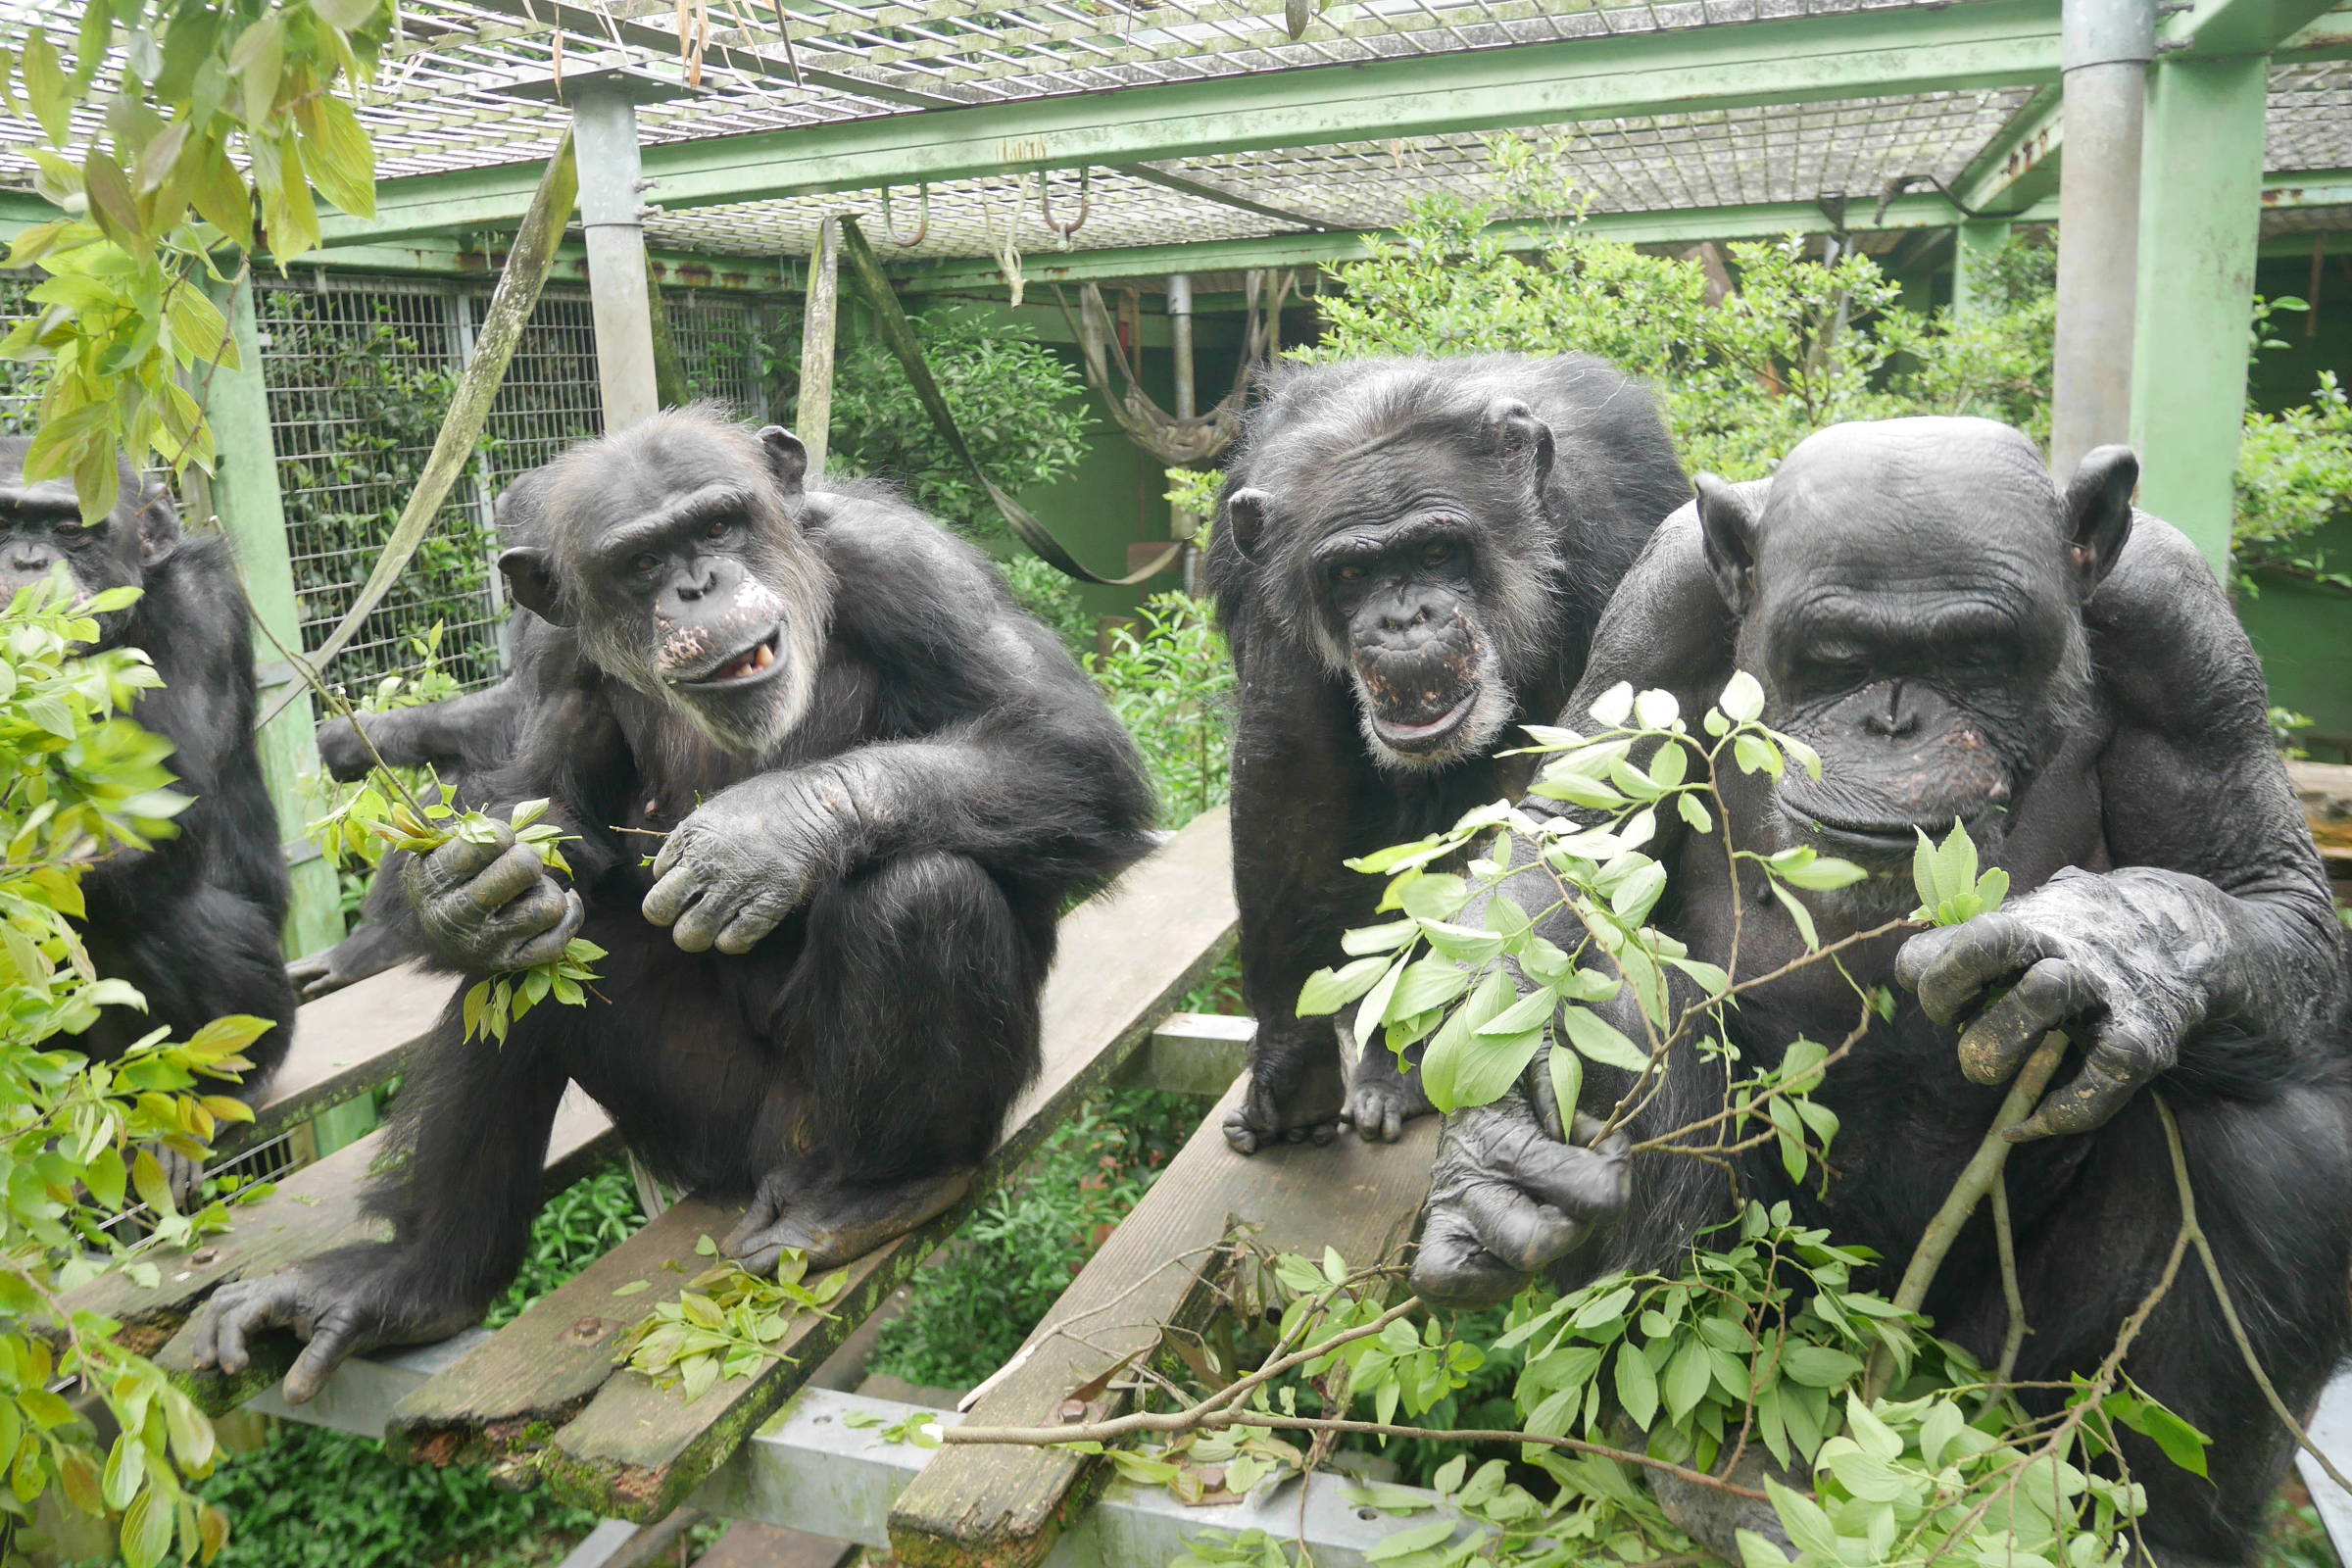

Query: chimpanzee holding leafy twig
[1207,355,1689,1153]
[0,441,296,1146]
[195,408,1154,1402]
[1414,418,2352,1566]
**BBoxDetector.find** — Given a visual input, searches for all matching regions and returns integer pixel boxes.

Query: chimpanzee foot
[722,1167,975,1273]
[1222,1042,1346,1155]
[1342,1050,1433,1144]
[158,1147,208,1210]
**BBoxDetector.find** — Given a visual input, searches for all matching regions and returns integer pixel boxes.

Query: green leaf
[1544,1041,1583,1128]
[228,13,286,128]
[297,93,375,218]
[1387,955,1472,1020]
[1397,873,1468,922]
[1343,919,1416,956]
[1663,1338,1713,1422]
[1719,669,1765,724]
[1765,1477,1841,1562]
[1613,1341,1657,1429]
[1773,855,1867,892]
[1475,985,1556,1040]
[1422,969,1532,1114]
[1297,956,1390,1016]
[1557,1005,1649,1071]
[1366,1520,1456,1561]
[22,30,69,145]
[1418,918,1502,963]
[1777,1344,1861,1388]
[1770,882,1819,952]
[2109,1390,2211,1477]
[1588,682,1634,728]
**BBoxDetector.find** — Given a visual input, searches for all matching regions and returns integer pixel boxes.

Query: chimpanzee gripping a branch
[195,408,1155,1402]
[1207,355,1690,1153]
[1414,418,2352,1567]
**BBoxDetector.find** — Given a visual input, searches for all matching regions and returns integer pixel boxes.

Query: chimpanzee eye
[629,552,662,575]
[704,518,734,542]
[1420,541,1454,568]
[1336,564,1365,582]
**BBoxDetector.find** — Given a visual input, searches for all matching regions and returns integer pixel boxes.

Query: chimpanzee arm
[1899,516,2348,1136]
[1221,634,1381,1152]
[317,677,530,784]
[191,1013,571,1402]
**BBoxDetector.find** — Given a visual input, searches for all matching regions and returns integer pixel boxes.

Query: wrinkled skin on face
[0,442,179,644]
[1410,416,2352,1567]
[1224,400,1563,772]
[499,421,836,758]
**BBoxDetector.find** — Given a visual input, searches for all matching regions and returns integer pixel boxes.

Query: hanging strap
[835,216,1180,587]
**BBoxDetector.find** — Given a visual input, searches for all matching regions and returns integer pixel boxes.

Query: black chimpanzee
[287,468,559,1000]
[1414,418,2352,1566]
[0,440,297,1112]
[194,408,1154,1402]
[1207,354,1689,1154]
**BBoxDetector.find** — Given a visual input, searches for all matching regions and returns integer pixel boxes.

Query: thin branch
[2154,1094,2352,1498]
[1987,1173,2029,1395]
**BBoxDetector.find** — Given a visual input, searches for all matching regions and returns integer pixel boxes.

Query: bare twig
[2154,1094,2352,1497]
[1987,1173,2029,1395]
[1865,1031,2069,1400]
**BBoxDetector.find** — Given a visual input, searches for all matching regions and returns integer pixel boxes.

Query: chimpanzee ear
[2061,444,2137,600]
[1487,398,1555,489]
[133,479,181,564]
[498,546,574,625]
[1223,487,1271,564]
[758,426,809,500]
[1694,473,1759,615]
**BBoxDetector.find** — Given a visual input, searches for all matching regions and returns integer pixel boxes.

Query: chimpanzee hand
[402,820,584,974]
[1896,866,2212,1142]
[642,772,851,954]
[1223,1026,1346,1154]
[1411,1087,1628,1307]
[191,1261,474,1404]
[315,715,372,783]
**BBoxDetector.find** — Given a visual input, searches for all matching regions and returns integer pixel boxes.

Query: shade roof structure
[0,0,2346,277]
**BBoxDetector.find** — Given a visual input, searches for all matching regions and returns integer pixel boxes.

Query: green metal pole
[1953,217,2015,317]
[203,273,345,963]
[2127,54,2268,575]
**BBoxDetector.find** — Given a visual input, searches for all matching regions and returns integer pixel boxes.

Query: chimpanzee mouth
[1785,801,1967,860]
[675,625,786,689]
[1370,691,1479,751]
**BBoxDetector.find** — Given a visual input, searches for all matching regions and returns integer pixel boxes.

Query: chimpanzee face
[0,437,174,648]
[1699,418,2132,905]
[500,411,836,757]
[1225,403,1559,770]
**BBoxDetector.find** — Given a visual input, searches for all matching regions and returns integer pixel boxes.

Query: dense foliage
[0,584,271,1567]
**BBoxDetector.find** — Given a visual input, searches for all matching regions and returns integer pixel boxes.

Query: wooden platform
[56,809,1242,1523]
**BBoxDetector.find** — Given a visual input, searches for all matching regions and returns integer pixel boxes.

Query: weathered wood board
[216,962,452,1155]
[887,1059,1440,1568]
[537,809,1240,1523]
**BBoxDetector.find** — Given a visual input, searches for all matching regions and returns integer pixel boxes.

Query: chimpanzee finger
[281,1307,366,1404]
[501,890,585,969]
[640,858,709,929]
[713,895,794,956]
[1896,916,2048,1026]
[2006,1025,2162,1142]
[667,878,744,953]
[419,821,516,890]
[457,844,554,919]
[1411,1209,1535,1308]
[1496,1127,1629,1224]
[196,1279,290,1374]
[1954,958,2089,1086]
[1457,1181,1582,1274]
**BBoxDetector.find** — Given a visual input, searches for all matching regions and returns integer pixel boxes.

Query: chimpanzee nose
[1378,602,1434,635]
[1862,681,1920,740]
[674,563,714,602]
[6,546,49,572]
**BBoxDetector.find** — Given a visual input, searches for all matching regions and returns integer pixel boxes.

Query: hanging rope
[835,217,1179,585]
[1039,168,1091,245]
[1054,269,1296,469]
[882,182,930,249]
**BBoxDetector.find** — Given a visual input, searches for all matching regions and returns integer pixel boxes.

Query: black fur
[1205,355,1689,1152]
[1414,419,2352,1567]
[192,409,1154,1401]
[0,439,296,1096]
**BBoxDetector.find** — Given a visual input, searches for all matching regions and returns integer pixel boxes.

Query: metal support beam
[573,84,662,432]
[2161,0,2340,53]
[2129,54,2270,572]
[1953,218,2018,317]
[1955,85,2066,214]
[202,275,344,963]
[321,0,2065,246]
[2050,0,2153,479]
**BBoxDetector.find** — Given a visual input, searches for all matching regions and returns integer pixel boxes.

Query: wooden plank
[885,1076,1439,1568]
[55,1089,617,1412]
[388,1197,737,1466]
[1130,1012,1254,1098]
[218,962,452,1154]
[538,808,1240,1524]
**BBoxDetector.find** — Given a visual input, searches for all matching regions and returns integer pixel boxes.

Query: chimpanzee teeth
[754,641,775,670]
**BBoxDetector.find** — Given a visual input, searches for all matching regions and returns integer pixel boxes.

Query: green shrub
[1089,593,1234,829]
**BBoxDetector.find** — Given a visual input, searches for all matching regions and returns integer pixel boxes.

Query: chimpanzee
[0,442,297,1117]
[287,469,559,1000]
[1206,354,1689,1154]
[1413,418,2352,1566]
[194,408,1154,1402]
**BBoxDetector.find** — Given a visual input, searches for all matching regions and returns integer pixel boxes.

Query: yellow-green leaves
[1911,819,2009,927]
[612,1249,850,1402]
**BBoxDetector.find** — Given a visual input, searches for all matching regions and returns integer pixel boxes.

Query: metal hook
[882,183,930,249]
[1039,168,1091,239]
